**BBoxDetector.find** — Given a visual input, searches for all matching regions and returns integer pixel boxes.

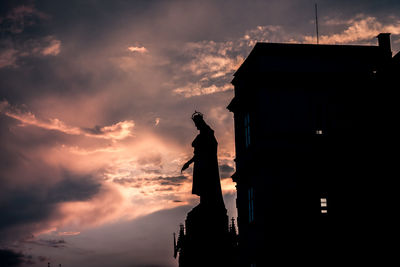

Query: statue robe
[191,125,224,207]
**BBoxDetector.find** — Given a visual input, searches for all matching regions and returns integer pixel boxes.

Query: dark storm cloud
[112,177,137,186]
[0,248,40,266]
[155,186,174,192]
[0,1,56,57]
[0,1,65,104]
[140,168,162,174]
[26,238,67,248]
[0,249,23,267]
[157,175,187,186]
[0,185,53,234]
[113,175,188,187]
[0,2,49,35]
[0,170,101,242]
[48,172,101,203]
[0,117,26,170]
[0,116,102,241]
[219,164,235,179]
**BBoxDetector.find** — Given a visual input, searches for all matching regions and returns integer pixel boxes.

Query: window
[244,113,251,148]
[320,197,328,214]
[316,129,323,135]
[248,187,255,223]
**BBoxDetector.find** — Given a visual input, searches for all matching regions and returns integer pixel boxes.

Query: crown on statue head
[191,110,203,121]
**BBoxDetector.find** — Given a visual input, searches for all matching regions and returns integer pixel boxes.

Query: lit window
[320,197,328,214]
[244,113,251,148]
[316,129,323,135]
[248,187,255,223]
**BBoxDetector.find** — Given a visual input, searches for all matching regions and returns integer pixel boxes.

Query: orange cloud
[37,184,126,235]
[304,15,400,44]
[41,37,61,56]
[128,46,148,53]
[1,100,134,141]
[57,231,80,236]
[173,83,233,98]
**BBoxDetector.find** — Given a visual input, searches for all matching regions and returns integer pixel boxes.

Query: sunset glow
[1,1,399,266]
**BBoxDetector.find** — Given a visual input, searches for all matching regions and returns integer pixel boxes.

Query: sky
[1,0,399,266]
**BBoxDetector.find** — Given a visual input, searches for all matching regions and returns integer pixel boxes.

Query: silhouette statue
[181,111,224,208]
[175,112,236,267]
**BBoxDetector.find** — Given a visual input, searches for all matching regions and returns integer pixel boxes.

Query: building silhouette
[227,33,398,266]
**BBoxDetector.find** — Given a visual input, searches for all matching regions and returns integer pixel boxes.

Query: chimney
[377,33,392,57]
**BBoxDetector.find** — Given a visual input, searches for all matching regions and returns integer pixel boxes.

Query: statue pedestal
[178,203,237,267]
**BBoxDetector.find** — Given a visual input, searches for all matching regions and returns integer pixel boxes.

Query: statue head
[191,111,205,130]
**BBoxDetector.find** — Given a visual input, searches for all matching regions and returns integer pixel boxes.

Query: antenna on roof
[315,3,319,44]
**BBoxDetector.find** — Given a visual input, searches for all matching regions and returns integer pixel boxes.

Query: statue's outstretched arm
[181,156,195,173]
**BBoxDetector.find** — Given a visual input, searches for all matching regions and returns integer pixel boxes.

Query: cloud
[41,37,61,56]
[1,100,134,141]
[157,175,188,186]
[170,24,303,98]
[0,4,60,69]
[57,231,80,236]
[0,169,102,241]
[128,46,148,53]
[169,40,242,98]
[242,25,299,44]
[182,52,240,78]
[1,107,129,248]
[0,4,49,34]
[2,2,400,266]
[113,175,188,187]
[26,238,67,248]
[171,14,400,99]
[83,121,135,140]
[0,249,24,267]
[304,14,400,45]
[173,82,233,98]
[0,35,62,68]
[0,48,18,68]
[112,177,137,186]
[47,172,101,203]
[171,14,400,98]
[219,164,235,179]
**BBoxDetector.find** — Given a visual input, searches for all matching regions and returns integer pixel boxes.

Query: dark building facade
[227,33,398,266]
